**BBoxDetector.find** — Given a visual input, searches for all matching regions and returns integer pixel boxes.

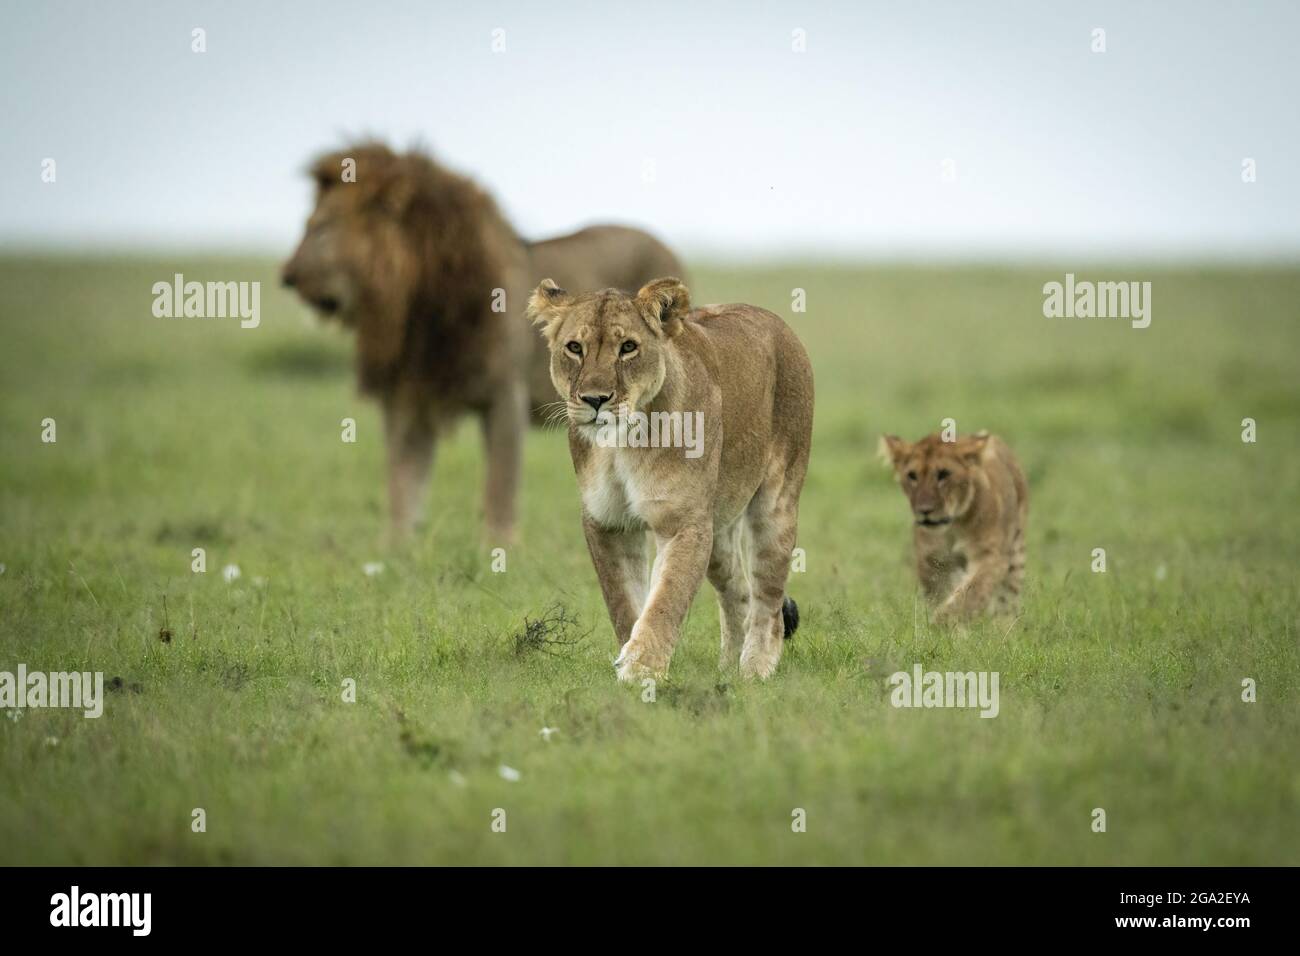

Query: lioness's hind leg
[708,519,751,670]
[739,472,801,680]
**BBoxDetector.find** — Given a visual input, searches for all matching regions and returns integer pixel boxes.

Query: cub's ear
[635,277,690,338]
[879,434,909,468]
[959,431,990,464]
[526,279,572,343]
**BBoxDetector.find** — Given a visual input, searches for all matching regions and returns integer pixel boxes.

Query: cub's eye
[565,341,583,356]
[619,340,638,355]
[936,469,951,481]
[906,471,918,481]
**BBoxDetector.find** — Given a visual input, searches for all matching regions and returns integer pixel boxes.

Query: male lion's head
[526,277,690,438]
[282,143,503,386]
[881,432,990,527]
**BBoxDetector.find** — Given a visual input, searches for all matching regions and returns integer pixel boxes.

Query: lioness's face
[281,148,410,327]
[527,278,690,437]
[883,433,988,527]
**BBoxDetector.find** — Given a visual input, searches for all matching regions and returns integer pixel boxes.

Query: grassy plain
[1,256,1296,864]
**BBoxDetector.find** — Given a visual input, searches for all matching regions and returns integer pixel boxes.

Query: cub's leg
[994,525,1026,615]
[707,518,752,671]
[480,381,528,546]
[915,538,962,604]
[382,391,436,540]
[582,519,650,647]
[739,471,801,680]
[614,522,712,682]
[936,543,1005,621]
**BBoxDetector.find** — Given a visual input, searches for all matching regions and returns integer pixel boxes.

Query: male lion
[881,431,1028,620]
[527,277,814,681]
[281,143,682,542]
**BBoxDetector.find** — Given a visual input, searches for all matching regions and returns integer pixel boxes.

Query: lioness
[281,143,682,542]
[881,431,1028,620]
[527,277,814,681]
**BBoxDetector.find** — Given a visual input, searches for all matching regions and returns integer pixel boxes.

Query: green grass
[1,255,1297,865]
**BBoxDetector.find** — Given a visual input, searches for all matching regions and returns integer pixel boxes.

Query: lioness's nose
[280,265,298,289]
[580,393,612,412]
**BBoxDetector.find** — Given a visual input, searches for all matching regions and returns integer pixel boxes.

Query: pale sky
[2,0,1297,260]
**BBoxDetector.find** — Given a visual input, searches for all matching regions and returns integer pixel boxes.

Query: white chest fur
[581,447,651,531]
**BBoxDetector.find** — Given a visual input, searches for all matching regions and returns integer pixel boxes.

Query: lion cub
[882,431,1027,621]
[527,277,814,681]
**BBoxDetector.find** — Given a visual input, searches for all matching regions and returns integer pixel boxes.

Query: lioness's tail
[782,596,800,640]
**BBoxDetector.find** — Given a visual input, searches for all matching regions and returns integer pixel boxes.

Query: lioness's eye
[936,469,951,481]
[566,341,583,356]
[906,471,918,481]
[620,340,638,355]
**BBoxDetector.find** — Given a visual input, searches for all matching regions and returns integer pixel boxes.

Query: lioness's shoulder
[688,303,779,324]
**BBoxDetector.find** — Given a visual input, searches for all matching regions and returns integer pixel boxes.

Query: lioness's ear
[879,434,908,468]
[636,277,690,338]
[959,431,990,464]
[526,279,572,343]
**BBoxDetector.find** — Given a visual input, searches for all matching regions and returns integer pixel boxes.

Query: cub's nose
[580,394,612,412]
[917,505,935,516]
[280,266,298,289]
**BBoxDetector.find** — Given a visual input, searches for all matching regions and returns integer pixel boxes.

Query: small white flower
[222,564,241,583]
[6,710,22,722]
[0,563,7,575]
[539,727,558,741]
[498,764,521,782]
[1155,564,1168,582]
[363,561,385,577]
[44,736,59,747]
[448,770,467,787]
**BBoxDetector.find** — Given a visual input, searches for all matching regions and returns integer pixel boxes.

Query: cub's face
[527,278,690,439]
[280,147,414,328]
[882,433,989,527]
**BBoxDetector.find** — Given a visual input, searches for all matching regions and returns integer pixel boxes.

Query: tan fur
[282,142,682,542]
[528,278,815,681]
[881,431,1028,621]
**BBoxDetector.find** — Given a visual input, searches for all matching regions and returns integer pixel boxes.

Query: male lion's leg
[707,519,751,670]
[582,519,650,647]
[740,472,801,680]
[480,382,528,547]
[383,393,436,541]
[615,522,712,683]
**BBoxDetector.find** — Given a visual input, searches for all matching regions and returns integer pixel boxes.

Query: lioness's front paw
[739,643,782,680]
[614,653,658,684]
[614,627,671,683]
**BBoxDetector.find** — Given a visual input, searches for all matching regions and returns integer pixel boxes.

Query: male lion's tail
[782,596,800,640]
